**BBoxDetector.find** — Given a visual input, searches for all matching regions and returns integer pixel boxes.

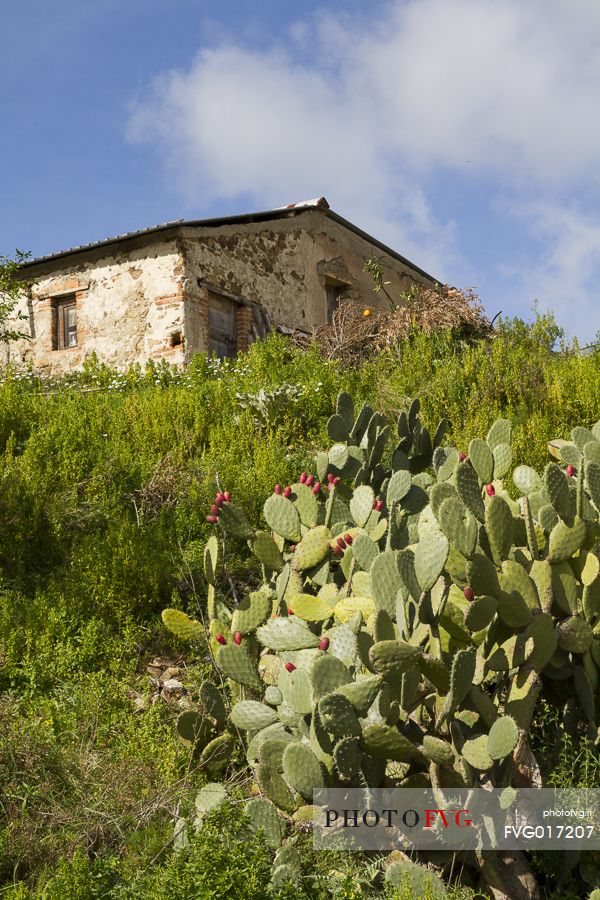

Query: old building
[4,197,436,373]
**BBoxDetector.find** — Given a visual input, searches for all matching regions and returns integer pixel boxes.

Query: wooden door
[208,294,237,358]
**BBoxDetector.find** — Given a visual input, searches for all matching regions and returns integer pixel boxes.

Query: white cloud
[499,200,600,339]
[128,0,600,330]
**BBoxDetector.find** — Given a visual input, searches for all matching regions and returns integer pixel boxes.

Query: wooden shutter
[208,293,237,358]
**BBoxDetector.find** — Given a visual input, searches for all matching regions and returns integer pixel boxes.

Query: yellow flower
[363,308,372,317]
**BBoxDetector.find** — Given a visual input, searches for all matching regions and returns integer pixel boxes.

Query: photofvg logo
[323,805,473,831]
[312,788,600,852]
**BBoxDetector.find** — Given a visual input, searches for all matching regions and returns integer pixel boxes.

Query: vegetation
[0,250,31,344]
[1,314,600,898]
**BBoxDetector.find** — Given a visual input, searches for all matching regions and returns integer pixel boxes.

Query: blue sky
[2,0,600,338]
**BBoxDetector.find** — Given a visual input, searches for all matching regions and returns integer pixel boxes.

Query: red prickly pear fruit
[216,491,225,502]
[283,486,292,497]
[312,482,321,494]
[223,491,231,502]
[343,533,353,545]
[459,452,467,462]
[274,484,282,495]
[210,505,220,514]
[463,586,475,602]
[300,472,307,484]
[327,473,335,483]
[333,476,340,485]
[332,546,343,557]
[485,484,495,497]
[289,544,296,552]
[284,662,296,672]
[233,631,242,645]
[373,498,378,509]
[214,496,224,508]
[376,500,384,512]
[287,607,294,615]
[305,475,315,487]
[327,483,334,492]
[215,633,226,645]
[337,537,346,550]
[319,637,330,651]
[206,515,218,524]
[566,465,575,477]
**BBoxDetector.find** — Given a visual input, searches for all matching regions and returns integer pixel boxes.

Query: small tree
[0,250,32,343]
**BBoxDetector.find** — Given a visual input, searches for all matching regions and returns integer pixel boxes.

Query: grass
[0,317,600,897]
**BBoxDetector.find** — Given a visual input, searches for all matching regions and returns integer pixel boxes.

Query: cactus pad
[282,742,327,800]
[464,595,497,632]
[199,681,226,725]
[462,734,493,770]
[246,798,284,849]
[162,608,203,642]
[231,700,279,730]
[176,710,209,746]
[414,523,449,592]
[421,735,455,766]
[485,495,514,562]
[318,691,362,738]
[288,593,334,622]
[350,485,375,527]
[352,533,380,572]
[438,497,478,559]
[264,494,302,542]
[333,736,363,780]
[361,724,418,762]
[369,640,421,681]
[337,675,383,716]
[386,470,412,505]
[469,438,494,484]
[293,526,332,570]
[203,535,219,585]
[513,465,542,495]
[493,443,513,479]
[252,531,283,570]
[487,715,519,760]
[370,549,402,617]
[334,594,375,622]
[199,733,235,774]
[557,615,593,654]
[278,666,313,714]
[231,591,271,634]
[217,643,262,689]
[256,618,321,651]
[195,782,228,816]
[218,501,254,539]
[456,460,486,522]
[257,761,296,813]
[292,482,319,527]
[545,462,575,523]
[310,654,352,698]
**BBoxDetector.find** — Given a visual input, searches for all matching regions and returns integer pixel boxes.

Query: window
[52,296,77,349]
[326,282,348,324]
[207,293,237,358]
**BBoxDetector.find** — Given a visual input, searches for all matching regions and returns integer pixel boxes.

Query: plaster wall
[2,240,185,373]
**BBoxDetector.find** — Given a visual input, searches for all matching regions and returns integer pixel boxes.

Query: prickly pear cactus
[162,393,600,891]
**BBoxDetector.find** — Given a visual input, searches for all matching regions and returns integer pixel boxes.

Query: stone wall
[3,239,185,373]
[180,210,433,358]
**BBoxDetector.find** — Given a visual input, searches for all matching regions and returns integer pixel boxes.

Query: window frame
[52,294,78,350]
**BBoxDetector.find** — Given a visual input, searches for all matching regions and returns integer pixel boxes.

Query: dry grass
[297,284,492,366]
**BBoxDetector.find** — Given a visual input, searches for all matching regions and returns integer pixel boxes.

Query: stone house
[4,197,436,373]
